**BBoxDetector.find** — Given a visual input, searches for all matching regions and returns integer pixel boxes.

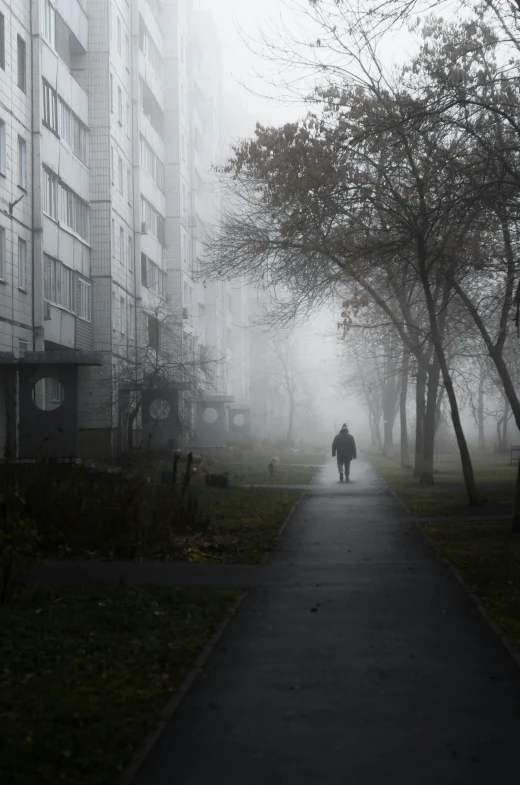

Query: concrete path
[130,458,520,785]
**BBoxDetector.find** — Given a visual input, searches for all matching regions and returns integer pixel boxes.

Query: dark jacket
[332,430,357,460]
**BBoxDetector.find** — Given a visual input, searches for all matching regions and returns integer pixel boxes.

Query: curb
[370,461,520,673]
[374,468,413,516]
[431,547,520,671]
[121,591,247,785]
[276,489,307,539]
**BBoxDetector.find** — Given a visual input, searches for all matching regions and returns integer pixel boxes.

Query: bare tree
[102,298,218,454]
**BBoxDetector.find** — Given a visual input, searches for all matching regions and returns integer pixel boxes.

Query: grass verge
[0,584,239,785]
[418,520,520,653]
[162,487,302,564]
[371,452,520,655]
[369,451,517,517]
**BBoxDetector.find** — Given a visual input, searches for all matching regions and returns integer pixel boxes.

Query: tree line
[205,0,520,529]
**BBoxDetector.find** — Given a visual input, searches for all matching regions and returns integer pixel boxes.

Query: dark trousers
[337,457,351,478]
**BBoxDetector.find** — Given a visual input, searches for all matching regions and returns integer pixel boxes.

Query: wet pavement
[127,458,520,784]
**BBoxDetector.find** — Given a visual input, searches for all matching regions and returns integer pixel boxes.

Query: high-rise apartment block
[0,0,249,459]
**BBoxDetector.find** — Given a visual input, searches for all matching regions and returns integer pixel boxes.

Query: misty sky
[202,0,372,435]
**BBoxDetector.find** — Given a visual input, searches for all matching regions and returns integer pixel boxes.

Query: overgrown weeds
[0,453,210,562]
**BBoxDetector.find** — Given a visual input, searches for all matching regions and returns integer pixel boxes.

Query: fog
[198,0,520,465]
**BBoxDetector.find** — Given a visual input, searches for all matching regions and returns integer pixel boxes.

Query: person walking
[332,424,357,482]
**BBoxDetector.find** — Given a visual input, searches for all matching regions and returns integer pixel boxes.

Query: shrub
[0,456,211,561]
[0,484,40,604]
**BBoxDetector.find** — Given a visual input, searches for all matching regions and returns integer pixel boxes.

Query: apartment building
[0,0,100,459]
[0,0,250,459]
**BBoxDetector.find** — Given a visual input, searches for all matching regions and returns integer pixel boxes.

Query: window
[43,167,58,218]
[78,279,91,321]
[0,121,5,175]
[17,36,26,92]
[18,239,27,290]
[110,73,114,113]
[42,0,56,48]
[58,98,87,162]
[59,98,72,145]
[0,14,5,71]
[180,34,184,63]
[182,133,186,162]
[113,291,121,333]
[141,252,166,295]
[18,340,28,358]
[44,254,75,312]
[126,102,131,137]
[128,235,133,271]
[127,167,132,203]
[43,81,58,132]
[58,182,90,240]
[140,196,166,245]
[120,227,124,262]
[118,86,123,124]
[18,137,26,189]
[126,34,131,69]
[148,313,159,351]
[118,155,123,193]
[120,297,125,333]
[140,135,165,191]
[112,219,115,251]
[117,16,122,56]
[139,78,164,137]
[128,302,135,339]
[51,378,64,404]
[0,227,5,279]
[111,146,114,183]
[139,16,162,76]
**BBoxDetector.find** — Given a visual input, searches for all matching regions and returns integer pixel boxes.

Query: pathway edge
[372,461,520,672]
[120,591,247,785]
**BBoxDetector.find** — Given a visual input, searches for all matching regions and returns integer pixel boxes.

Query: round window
[202,407,218,424]
[233,413,245,427]
[32,377,65,411]
[149,399,171,420]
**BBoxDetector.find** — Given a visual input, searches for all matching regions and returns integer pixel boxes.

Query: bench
[511,445,520,463]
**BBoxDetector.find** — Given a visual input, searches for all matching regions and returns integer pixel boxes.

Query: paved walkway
[128,458,520,784]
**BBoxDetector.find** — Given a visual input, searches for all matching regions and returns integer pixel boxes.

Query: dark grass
[371,450,520,654]
[0,584,238,785]
[418,520,520,652]
[159,487,302,563]
[153,449,326,487]
[369,451,517,517]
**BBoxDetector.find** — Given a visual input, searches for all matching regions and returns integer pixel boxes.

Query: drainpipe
[31,0,44,352]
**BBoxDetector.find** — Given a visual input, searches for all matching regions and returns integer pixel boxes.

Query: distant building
[0,0,250,459]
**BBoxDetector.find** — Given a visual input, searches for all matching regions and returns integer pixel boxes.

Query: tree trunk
[286,393,295,446]
[513,458,520,534]
[435,385,445,434]
[451,281,520,523]
[400,351,410,469]
[383,416,394,458]
[502,396,509,447]
[423,275,479,506]
[414,365,426,477]
[369,412,377,446]
[127,403,140,453]
[420,360,440,485]
[478,375,485,450]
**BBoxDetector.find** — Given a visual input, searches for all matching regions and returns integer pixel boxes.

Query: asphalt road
[130,458,520,784]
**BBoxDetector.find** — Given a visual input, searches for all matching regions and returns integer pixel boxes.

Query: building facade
[0,0,249,460]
